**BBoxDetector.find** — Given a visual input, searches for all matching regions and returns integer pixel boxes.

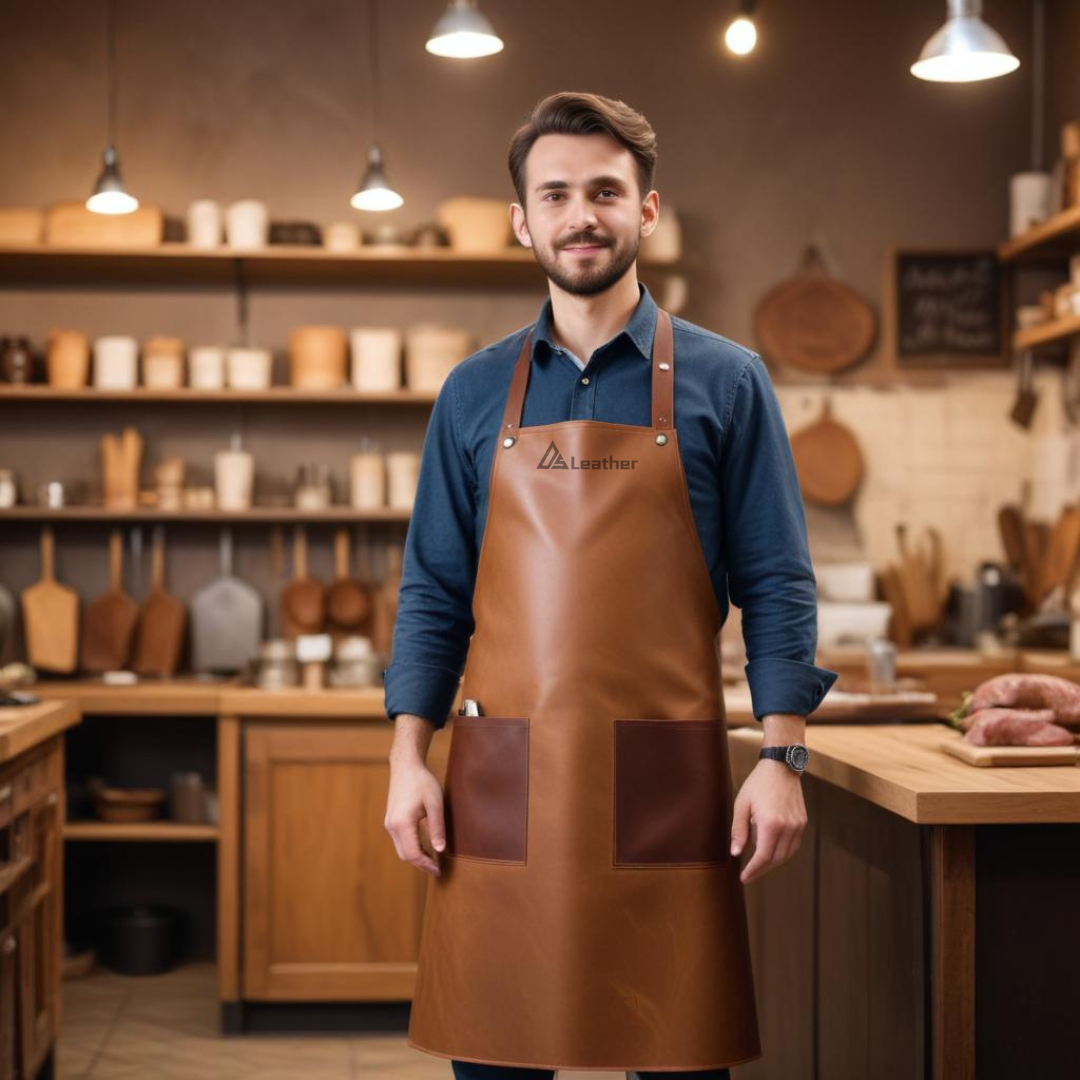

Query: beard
[532,229,640,297]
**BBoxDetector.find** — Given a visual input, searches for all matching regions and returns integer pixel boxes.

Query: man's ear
[510,203,533,249]
[639,190,660,239]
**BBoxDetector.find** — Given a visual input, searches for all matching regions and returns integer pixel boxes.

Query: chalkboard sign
[887,249,1008,368]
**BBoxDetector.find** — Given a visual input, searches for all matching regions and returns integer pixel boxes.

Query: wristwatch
[758,744,810,774]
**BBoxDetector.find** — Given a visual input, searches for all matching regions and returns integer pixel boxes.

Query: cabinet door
[17,788,59,1080]
[243,722,448,1001]
[0,922,17,1080]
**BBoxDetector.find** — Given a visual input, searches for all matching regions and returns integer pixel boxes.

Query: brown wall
[0,0,1048,647]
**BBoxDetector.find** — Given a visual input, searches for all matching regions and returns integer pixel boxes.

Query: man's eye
[598,190,618,198]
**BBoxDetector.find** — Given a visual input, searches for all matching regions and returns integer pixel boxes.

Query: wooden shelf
[0,506,411,523]
[999,206,1080,264]
[0,242,679,288]
[1012,312,1080,351]
[0,385,438,404]
[63,820,219,842]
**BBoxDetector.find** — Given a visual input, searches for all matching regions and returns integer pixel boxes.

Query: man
[383,91,839,1080]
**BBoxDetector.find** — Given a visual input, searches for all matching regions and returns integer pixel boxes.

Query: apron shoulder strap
[499,308,675,434]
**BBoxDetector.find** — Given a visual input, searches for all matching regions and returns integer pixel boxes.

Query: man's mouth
[562,242,609,255]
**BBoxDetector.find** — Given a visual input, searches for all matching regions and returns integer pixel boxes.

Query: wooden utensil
[878,564,914,647]
[190,528,264,673]
[895,523,938,632]
[371,535,403,656]
[280,526,325,638]
[0,582,16,665]
[997,504,1028,573]
[20,527,79,672]
[81,529,139,672]
[326,527,372,636]
[131,526,187,676]
[753,244,876,373]
[789,397,865,506]
[1037,504,1080,602]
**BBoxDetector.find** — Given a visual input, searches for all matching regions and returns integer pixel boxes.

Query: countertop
[730,723,1080,825]
[0,700,81,764]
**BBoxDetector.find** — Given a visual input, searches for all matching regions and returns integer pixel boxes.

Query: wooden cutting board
[789,397,865,505]
[190,528,263,674]
[131,526,187,676]
[20,527,79,673]
[81,529,139,673]
[280,526,325,638]
[939,733,1080,767]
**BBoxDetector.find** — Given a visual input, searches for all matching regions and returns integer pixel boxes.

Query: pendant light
[911,0,1019,83]
[351,0,403,211]
[426,0,504,59]
[723,0,758,57]
[87,0,138,214]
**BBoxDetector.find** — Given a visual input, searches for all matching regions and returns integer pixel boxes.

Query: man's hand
[729,713,808,885]
[385,714,446,877]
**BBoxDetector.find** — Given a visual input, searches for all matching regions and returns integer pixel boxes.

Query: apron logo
[537,439,638,470]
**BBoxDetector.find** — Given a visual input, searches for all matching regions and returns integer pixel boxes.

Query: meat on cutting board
[968,673,1080,726]
[964,708,1075,747]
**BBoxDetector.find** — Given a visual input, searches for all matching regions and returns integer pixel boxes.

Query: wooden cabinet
[0,737,64,1080]
[242,721,448,1001]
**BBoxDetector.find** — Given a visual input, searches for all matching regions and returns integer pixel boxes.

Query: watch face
[786,745,809,771]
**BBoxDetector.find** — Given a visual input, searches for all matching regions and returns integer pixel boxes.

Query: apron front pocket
[613,718,730,867]
[444,716,529,863]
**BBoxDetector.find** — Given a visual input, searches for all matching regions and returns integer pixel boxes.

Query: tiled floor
[57,962,624,1079]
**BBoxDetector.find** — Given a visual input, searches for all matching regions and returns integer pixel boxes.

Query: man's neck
[548,271,640,365]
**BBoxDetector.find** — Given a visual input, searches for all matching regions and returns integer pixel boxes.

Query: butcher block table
[729,722,1080,1080]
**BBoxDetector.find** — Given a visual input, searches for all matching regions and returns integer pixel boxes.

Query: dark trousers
[451,1062,731,1079]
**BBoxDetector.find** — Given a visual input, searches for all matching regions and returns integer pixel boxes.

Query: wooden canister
[387,451,420,509]
[289,325,348,389]
[404,325,471,392]
[46,328,90,388]
[350,451,386,508]
[142,336,185,389]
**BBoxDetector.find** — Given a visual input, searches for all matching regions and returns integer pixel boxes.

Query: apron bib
[407,309,761,1072]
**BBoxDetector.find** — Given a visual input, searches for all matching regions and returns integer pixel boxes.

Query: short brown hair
[508,91,658,206]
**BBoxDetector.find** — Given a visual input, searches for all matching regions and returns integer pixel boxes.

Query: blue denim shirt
[383,281,839,728]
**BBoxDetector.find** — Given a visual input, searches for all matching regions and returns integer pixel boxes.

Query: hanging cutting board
[190,528,263,674]
[754,244,876,373]
[939,733,1080,767]
[326,527,372,637]
[81,529,139,673]
[131,526,187,677]
[789,397,864,505]
[280,526,325,638]
[20,527,79,673]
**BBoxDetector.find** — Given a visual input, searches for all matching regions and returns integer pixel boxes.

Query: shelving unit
[63,821,219,842]
[0,507,410,523]
[0,386,438,404]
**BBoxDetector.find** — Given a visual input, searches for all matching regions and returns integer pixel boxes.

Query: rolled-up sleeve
[382,368,477,728]
[721,355,839,721]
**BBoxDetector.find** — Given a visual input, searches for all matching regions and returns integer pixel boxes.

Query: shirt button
[581,376,590,385]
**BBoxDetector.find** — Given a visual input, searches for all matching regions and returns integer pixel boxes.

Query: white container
[387,451,420,510]
[142,337,185,389]
[187,199,223,248]
[350,451,386,508]
[325,222,361,252]
[350,327,402,391]
[226,347,272,389]
[225,199,269,250]
[189,346,226,389]
[816,561,876,603]
[1009,171,1052,238]
[816,601,893,649]
[405,325,471,392]
[93,336,139,390]
[214,449,254,510]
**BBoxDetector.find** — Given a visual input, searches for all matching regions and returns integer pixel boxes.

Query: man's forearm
[390,713,438,767]
[760,712,807,748]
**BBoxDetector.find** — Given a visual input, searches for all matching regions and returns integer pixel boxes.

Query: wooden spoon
[279,526,325,638]
[326,527,372,635]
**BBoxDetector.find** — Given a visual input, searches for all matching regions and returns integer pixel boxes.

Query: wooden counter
[729,722,1079,1080]
[0,700,80,764]
[732,722,1080,824]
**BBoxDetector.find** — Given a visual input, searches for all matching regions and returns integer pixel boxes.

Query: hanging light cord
[105,0,118,146]
[367,0,380,145]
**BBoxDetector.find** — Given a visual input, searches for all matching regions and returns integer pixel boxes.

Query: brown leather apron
[407,308,761,1072]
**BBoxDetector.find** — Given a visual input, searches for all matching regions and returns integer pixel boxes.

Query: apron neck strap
[501,307,675,433]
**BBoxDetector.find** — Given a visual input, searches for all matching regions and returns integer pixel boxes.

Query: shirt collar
[531,280,659,364]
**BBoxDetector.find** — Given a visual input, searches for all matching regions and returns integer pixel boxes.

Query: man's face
[510,132,658,297]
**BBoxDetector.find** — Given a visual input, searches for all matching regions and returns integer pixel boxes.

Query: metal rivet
[655,433,668,445]
[503,436,516,448]
[659,362,670,371]
[581,376,590,385]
